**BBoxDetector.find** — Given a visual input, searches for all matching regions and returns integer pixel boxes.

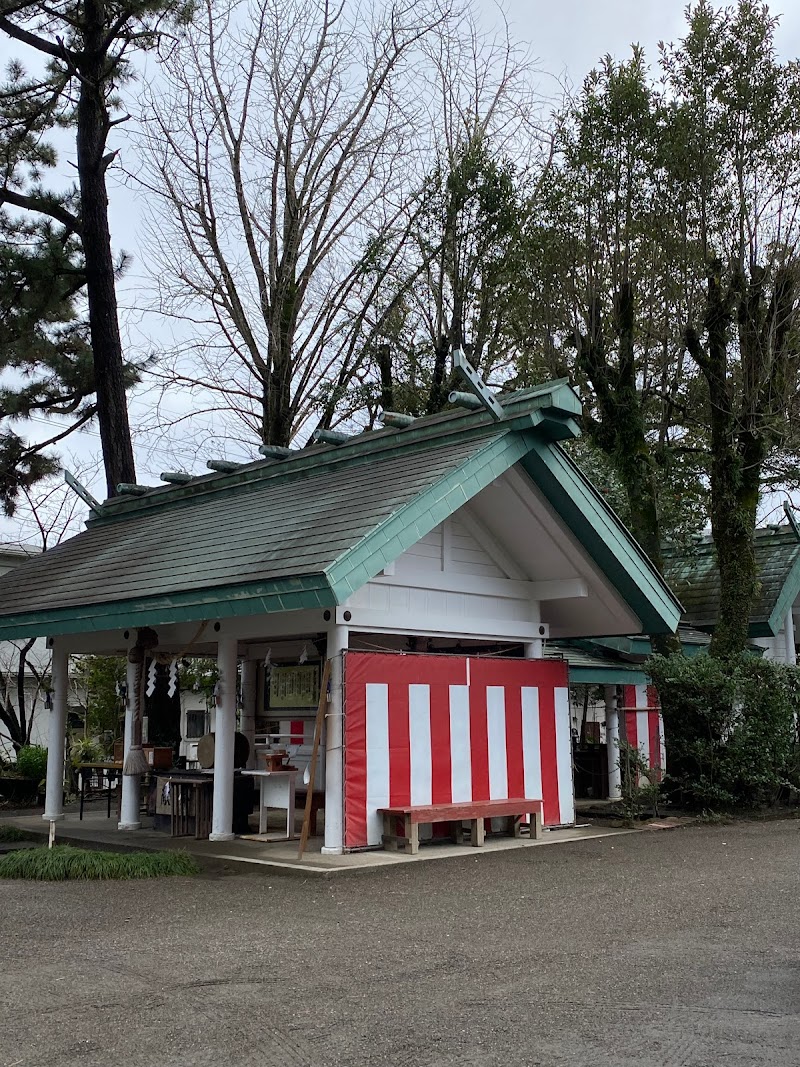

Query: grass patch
[0,826,32,842]
[0,844,200,880]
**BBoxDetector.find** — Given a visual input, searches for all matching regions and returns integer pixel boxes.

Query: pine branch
[0,14,79,64]
[0,186,82,235]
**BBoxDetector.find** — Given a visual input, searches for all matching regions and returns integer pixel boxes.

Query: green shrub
[15,745,48,783]
[0,845,199,880]
[70,737,103,766]
[648,653,800,811]
[616,740,662,822]
[0,826,31,842]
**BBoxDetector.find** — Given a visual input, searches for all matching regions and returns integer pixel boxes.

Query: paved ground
[2,808,638,871]
[0,819,798,1067]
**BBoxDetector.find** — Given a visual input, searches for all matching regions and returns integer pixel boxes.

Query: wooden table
[77,762,123,820]
[242,770,297,838]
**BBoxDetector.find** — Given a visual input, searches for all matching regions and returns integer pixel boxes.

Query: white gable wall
[392,516,506,581]
[343,514,542,643]
[340,462,644,643]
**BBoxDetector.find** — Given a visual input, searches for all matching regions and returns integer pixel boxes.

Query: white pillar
[605,685,622,800]
[210,636,238,841]
[119,657,142,830]
[240,658,258,769]
[322,624,348,855]
[524,639,543,659]
[785,609,796,666]
[42,640,69,822]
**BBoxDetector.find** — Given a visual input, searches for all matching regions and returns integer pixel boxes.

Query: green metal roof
[663,526,800,638]
[545,643,650,686]
[0,380,682,640]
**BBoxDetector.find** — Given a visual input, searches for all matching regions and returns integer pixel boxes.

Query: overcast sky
[5,0,800,542]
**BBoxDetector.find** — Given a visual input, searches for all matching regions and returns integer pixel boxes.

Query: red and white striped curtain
[343,652,573,849]
[620,684,666,781]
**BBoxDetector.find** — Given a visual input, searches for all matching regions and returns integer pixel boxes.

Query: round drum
[196,731,250,769]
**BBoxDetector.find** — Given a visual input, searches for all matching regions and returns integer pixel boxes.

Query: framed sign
[268,663,320,709]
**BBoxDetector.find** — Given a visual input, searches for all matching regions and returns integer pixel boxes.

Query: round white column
[524,639,543,659]
[605,685,622,800]
[119,656,142,830]
[240,658,258,769]
[785,609,796,666]
[210,635,238,841]
[322,624,348,855]
[42,640,69,822]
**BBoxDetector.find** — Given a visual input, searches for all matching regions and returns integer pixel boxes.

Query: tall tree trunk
[695,265,772,660]
[76,0,136,497]
[579,287,680,654]
[377,345,394,413]
[427,335,450,414]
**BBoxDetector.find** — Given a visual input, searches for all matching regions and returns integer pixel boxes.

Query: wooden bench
[378,799,544,855]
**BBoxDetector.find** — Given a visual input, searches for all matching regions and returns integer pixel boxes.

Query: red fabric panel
[468,679,490,801]
[625,710,639,749]
[290,720,304,745]
[344,652,368,849]
[471,657,569,690]
[538,684,560,825]
[429,683,452,805]
[504,683,525,800]
[388,681,411,807]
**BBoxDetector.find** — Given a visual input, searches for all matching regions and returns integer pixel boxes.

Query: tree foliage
[0,54,95,513]
[72,655,126,740]
[517,0,800,655]
[649,652,800,810]
[0,0,191,499]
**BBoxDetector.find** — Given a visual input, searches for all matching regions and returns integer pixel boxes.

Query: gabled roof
[545,642,650,685]
[0,381,682,641]
[663,525,800,638]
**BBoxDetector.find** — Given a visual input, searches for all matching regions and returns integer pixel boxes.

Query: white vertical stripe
[409,684,432,805]
[449,685,472,802]
[637,711,651,769]
[365,683,390,846]
[521,688,541,800]
[486,686,508,799]
[635,684,648,709]
[659,713,667,774]
[554,687,574,825]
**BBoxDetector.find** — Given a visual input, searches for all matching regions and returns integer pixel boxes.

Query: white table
[243,769,297,838]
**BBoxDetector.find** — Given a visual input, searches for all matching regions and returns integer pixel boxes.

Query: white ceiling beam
[529,578,589,601]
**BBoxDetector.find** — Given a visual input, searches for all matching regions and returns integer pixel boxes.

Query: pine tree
[0,0,190,500]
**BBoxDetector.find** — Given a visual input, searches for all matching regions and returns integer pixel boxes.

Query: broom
[123,627,159,776]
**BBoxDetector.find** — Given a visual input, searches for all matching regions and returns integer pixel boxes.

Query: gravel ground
[1,819,798,1067]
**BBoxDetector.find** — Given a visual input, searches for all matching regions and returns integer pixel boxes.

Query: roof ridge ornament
[63,469,103,515]
[311,428,350,446]
[449,348,504,421]
[784,500,800,539]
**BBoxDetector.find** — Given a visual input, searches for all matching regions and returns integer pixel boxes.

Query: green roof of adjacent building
[663,525,800,638]
[0,381,682,640]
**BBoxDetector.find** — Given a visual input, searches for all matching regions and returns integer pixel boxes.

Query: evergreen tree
[0,0,190,499]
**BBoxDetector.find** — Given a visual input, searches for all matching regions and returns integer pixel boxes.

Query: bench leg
[381,812,397,851]
[530,809,543,840]
[452,820,467,845]
[406,815,420,855]
[509,815,521,839]
[470,817,485,847]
